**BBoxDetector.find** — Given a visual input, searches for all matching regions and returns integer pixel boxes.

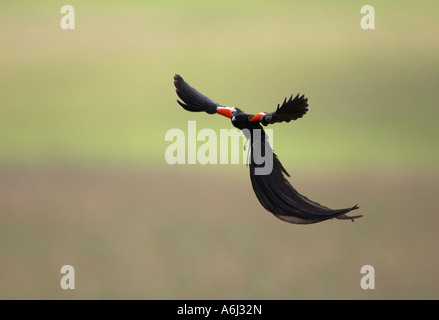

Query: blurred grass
[1,168,438,299]
[0,1,439,299]
[1,0,438,169]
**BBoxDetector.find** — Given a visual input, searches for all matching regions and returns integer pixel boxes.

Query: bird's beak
[217,107,233,118]
[250,113,265,122]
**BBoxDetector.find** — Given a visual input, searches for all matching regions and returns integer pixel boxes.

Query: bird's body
[173,74,361,224]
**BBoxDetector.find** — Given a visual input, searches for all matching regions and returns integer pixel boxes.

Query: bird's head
[230,112,250,130]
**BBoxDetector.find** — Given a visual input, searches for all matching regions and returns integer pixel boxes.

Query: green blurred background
[1,0,438,299]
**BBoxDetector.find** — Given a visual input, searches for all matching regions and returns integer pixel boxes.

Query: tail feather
[249,127,361,224]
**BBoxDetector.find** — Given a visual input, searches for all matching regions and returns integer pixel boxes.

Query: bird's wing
[248,127,361,224]
[258,94,309,126]
[174,74,239,118]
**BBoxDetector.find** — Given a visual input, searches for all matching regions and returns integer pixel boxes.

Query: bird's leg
[243,137,249,151]
[243,138,251,166]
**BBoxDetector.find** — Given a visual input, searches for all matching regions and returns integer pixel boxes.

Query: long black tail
[248,127,361,224]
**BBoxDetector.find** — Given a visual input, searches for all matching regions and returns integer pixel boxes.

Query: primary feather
[261,94,309,126]
[174,74,222,114]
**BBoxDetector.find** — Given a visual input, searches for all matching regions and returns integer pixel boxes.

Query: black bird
[173,74,361,224]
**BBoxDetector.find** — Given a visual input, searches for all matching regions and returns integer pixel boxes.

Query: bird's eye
[231,115,236,122]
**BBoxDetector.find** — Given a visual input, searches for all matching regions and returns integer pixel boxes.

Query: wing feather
[261,93,309,126]
[174,74,223,114]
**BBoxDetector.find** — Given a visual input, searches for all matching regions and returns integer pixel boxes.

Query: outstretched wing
[248,126,361,224]
[174,74,236,117]
[259,94,309,126]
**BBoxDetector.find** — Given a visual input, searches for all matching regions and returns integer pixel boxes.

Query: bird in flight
[173,74,361,224]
